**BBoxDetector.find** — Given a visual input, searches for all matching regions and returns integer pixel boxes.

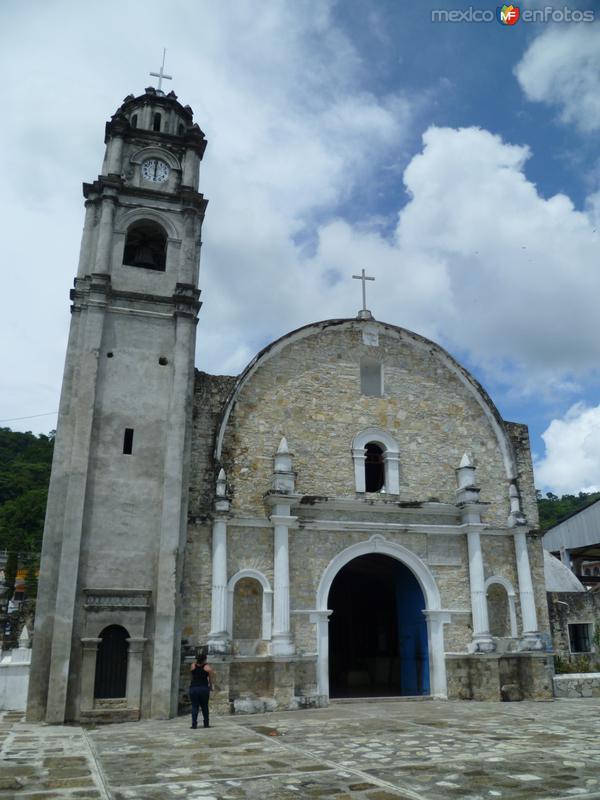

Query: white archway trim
[485,575,518,638]
[352,427,400,494]
[115,206,181,240]
[227,569,273,641]
[315,536,448,699]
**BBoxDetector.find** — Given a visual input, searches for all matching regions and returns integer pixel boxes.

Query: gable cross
[150,48,172,92]
[353,268,375,319]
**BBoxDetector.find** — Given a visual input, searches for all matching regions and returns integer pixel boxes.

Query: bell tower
[27,83,207,722]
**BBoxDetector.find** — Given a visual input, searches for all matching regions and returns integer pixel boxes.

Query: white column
[312,610,332,699]
[125,637,147,712]
[270,507,296,656]
[94,194,116,274]
[514,530,543,650]
[455,453,494,653]
[106,135,123,175]
[382,450,400,494]
[467,528,494,652]
[80,638,101,713]
[76,200,97,278]
[352,447,366,492]
[208,514,230,652]
[182,149,197,188]
[423,610,451,698]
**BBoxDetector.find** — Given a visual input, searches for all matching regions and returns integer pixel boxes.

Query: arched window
[365,443,385,492]
[352,428,400,494]
[123,221,167,271]
[227,569,273,643]
[485,577,517,638]
[131,114,138,129]
[153,112,161,132]
[94,625,129,699]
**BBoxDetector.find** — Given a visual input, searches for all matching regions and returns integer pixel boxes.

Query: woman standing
[189,652,214,729]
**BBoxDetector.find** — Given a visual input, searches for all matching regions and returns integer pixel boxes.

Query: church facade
[27,87,553,724]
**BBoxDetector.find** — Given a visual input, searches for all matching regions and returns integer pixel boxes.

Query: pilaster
[455,453,495,653]
[208,469,231,654]
[514,529,543,650]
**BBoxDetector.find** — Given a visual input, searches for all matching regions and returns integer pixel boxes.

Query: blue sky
[2,0,600,494]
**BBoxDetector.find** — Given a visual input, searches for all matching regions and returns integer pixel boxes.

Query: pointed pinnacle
[459,452,473,468]
[277,437,289,454]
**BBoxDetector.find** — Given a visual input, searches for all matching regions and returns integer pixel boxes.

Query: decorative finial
[216,468,227,497]
[353,268,375,320]
[459,452,473,468]
[277,437,289,454]
[150,48,173,93]
[18,626,30,648]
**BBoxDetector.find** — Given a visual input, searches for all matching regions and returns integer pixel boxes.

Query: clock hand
[153,161,158,180]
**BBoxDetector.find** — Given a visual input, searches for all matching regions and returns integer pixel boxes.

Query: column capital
[270,514,298,527]
[80,637,102,652]
[422,609,452,624]
[125,637,147,653]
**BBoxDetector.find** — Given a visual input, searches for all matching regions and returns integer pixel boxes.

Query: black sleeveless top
[190,663,210,688]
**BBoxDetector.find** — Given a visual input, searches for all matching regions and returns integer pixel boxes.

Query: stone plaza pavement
[1,698,600,800]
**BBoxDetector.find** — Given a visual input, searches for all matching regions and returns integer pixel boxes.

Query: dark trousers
[189,686,210,728]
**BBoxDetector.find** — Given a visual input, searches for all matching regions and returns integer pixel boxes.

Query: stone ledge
[80,708,140,724]
[553,673,600,698]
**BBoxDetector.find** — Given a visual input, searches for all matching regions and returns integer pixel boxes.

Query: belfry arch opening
[123,220,167,271]
[328,554,429,698]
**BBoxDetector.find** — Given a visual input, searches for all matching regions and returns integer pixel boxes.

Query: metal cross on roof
[150,48,172,92]
[353,268,375,318]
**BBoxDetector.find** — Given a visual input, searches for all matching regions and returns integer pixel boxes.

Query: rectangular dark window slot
[123,428,134,455]
[568,623,591,653]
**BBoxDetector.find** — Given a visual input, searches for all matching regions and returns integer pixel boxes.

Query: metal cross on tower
[353,268,375,320]
[150,48,173,92]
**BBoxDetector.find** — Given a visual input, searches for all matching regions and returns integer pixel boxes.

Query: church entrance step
[330,695,432,704]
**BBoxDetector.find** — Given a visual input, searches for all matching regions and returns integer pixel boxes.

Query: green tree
[0,428,53,602]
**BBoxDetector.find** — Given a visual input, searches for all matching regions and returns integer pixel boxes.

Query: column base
[207,636,232,655]
[468,635,496,654]
[518,633,544,651]
[271,635,295,656]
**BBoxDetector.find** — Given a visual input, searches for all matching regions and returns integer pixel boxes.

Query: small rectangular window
[123,428,134,455]
[568,623,592,653]
[360,358,383,397]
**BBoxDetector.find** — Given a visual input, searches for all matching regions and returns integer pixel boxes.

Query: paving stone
[1,699,600,798]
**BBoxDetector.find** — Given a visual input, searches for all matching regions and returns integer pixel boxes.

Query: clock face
[141,159,170,183]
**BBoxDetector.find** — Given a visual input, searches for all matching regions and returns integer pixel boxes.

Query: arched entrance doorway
[94,625,129,699]
[328,553,429,697]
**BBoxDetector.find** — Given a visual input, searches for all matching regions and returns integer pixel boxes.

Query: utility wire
[0,412,58,423]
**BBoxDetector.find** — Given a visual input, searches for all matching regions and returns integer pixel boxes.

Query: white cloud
[535,403,600,494]
[304,125,600,398]
[0,0,413,432]
[515,22,600,132]
[3,1,600,446]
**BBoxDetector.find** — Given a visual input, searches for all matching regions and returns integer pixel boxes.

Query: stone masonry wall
[188,371,236,516]
[505,422,539,528]
[219,322,514,526]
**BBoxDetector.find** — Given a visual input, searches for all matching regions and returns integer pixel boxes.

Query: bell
[131,243,158,268]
